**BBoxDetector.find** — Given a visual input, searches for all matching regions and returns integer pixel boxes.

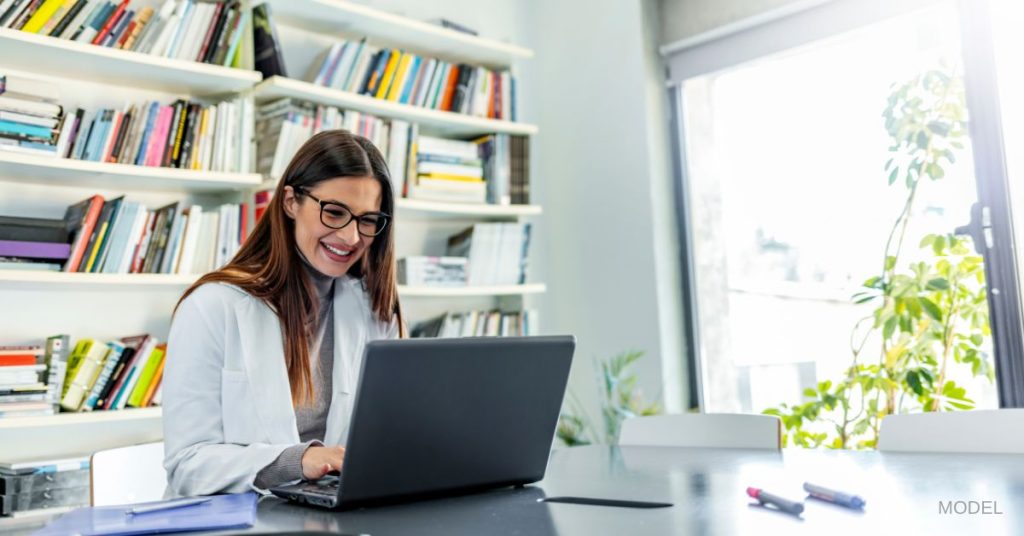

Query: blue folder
[34,492,258,536]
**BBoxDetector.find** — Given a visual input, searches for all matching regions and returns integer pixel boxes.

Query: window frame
[663,0,1024,409]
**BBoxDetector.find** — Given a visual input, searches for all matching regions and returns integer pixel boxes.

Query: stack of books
[409,136,485,203]
[309,39,517,120]
[446,222,531,286]
[60,334,164,412]
[0,345,51,419]
[472,134,531,205]
[59,194,247,275]
[411,309,537,338]
[0,73,63,157]
[255,97,410,184]
[57,95,254,173]
[0,456,89,518]
[397,256,467,287]
[0,0,252,68]
[0,214,72,271]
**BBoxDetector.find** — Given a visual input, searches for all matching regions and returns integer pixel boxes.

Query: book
[0,216,67,243]
[0,346,43,357]
[42,334,69,409]
[252,3,286,78]
[98,334,148,410]
[398,256,468,287]
[84,194,123,272]
[59,340,108,411]
[63,195,103,272]
[127,343,163,407]
[92,344,133,409]
[0,240,70,260]
[80,341,124,410]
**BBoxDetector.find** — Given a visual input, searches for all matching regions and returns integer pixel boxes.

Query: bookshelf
[0,28,261,96]
[261,0,533,66]
[253,76,539,137]
[0,271,547,298]
[0,407,163,461]
[0,153,263,193]
[399,284,546,298]
[396,198,542,219]
[0,272,196,289]
[0,2,541,472]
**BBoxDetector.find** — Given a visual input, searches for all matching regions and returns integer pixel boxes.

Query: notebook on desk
[33,491,258,536]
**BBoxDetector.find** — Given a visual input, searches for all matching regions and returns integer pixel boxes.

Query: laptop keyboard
[299,480,340,496]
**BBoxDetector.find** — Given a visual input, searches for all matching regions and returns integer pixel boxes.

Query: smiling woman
[160,130,405,497]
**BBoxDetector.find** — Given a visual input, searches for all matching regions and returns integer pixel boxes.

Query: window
[667,0,1024,445]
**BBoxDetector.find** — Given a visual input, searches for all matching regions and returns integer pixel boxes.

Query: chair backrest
[91,441,167,506]
[618,414,781,450]
[878,410,1024,454]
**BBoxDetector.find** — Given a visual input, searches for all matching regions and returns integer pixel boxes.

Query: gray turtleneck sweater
[253,258,336,489]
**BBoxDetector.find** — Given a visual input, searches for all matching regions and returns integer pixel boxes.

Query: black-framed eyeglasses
[295,187,391,237]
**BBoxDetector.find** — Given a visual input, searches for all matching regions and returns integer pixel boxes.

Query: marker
[803,482,865,510]
[746,487,804,516]
[127,497,212,515]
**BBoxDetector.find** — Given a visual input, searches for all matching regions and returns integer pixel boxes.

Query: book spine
[90,0,126,44]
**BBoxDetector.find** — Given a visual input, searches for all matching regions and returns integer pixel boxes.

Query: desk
[249,445,1024,535]
[11,445,1024,535]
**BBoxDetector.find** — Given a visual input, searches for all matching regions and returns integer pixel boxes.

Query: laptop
[269,335,576,510]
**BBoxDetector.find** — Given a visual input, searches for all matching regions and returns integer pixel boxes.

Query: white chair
[90,441,167,506]
[618,413,782,450]
[878,410,1024,454]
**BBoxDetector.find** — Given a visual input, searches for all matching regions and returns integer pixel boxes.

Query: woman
[163,130,404,496]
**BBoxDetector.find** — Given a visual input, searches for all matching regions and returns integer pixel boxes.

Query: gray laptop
[269,335,575,510]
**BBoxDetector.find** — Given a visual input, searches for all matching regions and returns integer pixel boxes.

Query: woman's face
[283,176,383,278]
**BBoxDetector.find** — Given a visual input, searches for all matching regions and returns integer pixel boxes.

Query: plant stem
[929,269,963,411]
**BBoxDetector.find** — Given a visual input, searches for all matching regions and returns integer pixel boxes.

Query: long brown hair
[177,130,404,405]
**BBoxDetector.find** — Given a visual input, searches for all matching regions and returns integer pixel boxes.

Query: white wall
[519,0,687,423]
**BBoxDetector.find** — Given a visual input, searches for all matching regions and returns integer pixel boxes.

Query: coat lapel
[324,278,367,446]
[234,297,300,445]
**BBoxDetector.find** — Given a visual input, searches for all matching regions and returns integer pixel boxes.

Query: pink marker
[747,487,804,516]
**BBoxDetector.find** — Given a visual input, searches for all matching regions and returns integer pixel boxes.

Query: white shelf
[0,271,195,289]
[0,407,162,430]
[253,76,538,137]
[0,28,260,95]
[0,407,163,461]
[0,272,546,298]
[0,152,263,192]
[398,283,546,297]
[263,0,533,67]
[397,198,541,219]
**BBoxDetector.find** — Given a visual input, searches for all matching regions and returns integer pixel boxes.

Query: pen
[746,487,804,516]
[803,482,865,510]
[127,497,212,515]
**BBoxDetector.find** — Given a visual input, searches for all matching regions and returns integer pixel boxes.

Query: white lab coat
[162,277,398,497]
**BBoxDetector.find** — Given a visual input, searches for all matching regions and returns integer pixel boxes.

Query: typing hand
[301,446,345,480]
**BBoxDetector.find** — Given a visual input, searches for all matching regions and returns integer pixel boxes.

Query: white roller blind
[662,0,945,84]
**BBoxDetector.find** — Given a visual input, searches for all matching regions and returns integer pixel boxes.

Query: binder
[34,491,257,536]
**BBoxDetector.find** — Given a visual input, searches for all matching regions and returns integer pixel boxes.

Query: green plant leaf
[926,278,950,291]
[883,316,898,339]
[920,298,943,321]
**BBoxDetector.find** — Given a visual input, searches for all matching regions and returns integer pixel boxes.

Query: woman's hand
[301,446,345,480]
